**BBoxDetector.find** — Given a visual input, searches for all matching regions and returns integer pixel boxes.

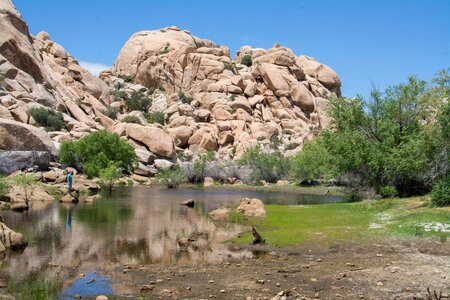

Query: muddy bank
[54,238,449,299]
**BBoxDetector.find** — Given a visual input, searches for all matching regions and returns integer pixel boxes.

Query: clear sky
[13,0,450,98]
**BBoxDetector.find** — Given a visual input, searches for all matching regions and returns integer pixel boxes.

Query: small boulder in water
[181,199,194,207]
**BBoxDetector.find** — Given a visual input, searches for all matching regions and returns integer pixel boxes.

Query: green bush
[119,75,134,83]
[188,151,215,183]
[112,89,128,100]
[59,130,137,178]
[178,91,193,104]
[99,161,121,191]
[239,147,290,183]
[223,62,237,74]
[101,106,119,119]
[7,274,62,300]
[27,107,65,131]
[0,176,10,200]
[290,139,332,183]
[121,115,142,124]
[144,111,165,125]
[156,167,185,188]
[241,54,252,67]
[379,185,398,198]
[431,176,450,207]
[124,89,152,112]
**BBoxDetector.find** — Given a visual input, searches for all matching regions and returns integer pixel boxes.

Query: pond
[0,186,343,296]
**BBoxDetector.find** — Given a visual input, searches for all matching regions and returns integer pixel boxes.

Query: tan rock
[208,208,230,222]
[296,55,341,94]
[166,125,193,147]
[188,127,217,151]
[0,118,57,154]
[237,198,266,217]
[0,222,27,249]
[204,177,214,187]
[125,124,175,158]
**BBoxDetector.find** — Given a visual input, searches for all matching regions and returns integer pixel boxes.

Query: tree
[60,130,137,178]
[99,161,122,191]
[239,146,290,183]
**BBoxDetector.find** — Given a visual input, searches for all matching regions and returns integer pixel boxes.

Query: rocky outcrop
[1,1,342,177]
[0,150,51,175]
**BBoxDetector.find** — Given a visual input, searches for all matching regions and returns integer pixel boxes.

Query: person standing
[67,171,73,195]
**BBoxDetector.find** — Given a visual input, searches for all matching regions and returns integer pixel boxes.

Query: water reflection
[0,186,342,281]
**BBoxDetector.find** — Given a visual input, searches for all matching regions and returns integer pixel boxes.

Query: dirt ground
[65,237,449,300]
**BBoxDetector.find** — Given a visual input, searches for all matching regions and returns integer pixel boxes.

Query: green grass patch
[7,273,62,300]
[233,197,450,246]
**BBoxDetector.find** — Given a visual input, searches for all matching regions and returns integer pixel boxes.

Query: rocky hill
[0,0,341,175]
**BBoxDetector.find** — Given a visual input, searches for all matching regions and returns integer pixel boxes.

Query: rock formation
[0,0,341,176]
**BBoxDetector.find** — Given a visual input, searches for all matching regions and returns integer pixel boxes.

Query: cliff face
[0,1,341,174]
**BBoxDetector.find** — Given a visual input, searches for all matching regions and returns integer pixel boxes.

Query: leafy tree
[239,147,290,183]
[290,138,333,183]
[27,107,65,131]
[99,161,122,191]
[59,130,137,178]
[156,167,185,188]
[431,175,450,207]
[297,69,449,198]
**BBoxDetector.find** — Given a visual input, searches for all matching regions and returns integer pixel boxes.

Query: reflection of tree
[71,199,132,233]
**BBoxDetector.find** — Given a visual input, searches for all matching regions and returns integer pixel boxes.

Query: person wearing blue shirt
[67,171,73,194]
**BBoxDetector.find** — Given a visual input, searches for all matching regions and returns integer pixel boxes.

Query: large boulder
[237,198,266,217]
[0,118,57,155]
[0,222,27,250]
[296,55,341,94]
[122,123,176,158]
[0,151,51,175]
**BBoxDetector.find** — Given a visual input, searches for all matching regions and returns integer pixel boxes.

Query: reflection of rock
[85,194,102,202]
[0,222,28,251]
[10,202,28,211]
[208,208,231,222]
[237,198,266,217]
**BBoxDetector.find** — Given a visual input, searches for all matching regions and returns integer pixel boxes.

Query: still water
[0,186,343,283]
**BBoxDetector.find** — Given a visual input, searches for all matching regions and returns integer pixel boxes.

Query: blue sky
[13,0,450,98]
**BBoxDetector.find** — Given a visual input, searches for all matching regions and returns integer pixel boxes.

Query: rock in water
[0,222,28,250]
[181,199,195,207]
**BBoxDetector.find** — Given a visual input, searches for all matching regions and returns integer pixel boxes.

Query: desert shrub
[239,147,290,183]
[431,176,450,207]
[112,89,128,100]
[241,54,252,67]
[124,89,152,112]
[59,130,137,177]
[178,90,193,104]
[119,75,134,83]
[290,139,332,183]
[187,151,216,183]
[121,115,142,124]
[27,107,65,131]
[379,185,398,198]
[144,111,165,125]
[101,106,119,119]
[0,176,9,200]
[156,167,185,188]
[223,62,237,74]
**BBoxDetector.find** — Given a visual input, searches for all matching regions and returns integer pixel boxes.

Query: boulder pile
[0,1,341,176]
